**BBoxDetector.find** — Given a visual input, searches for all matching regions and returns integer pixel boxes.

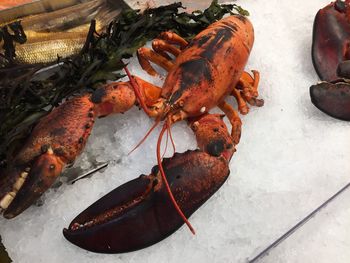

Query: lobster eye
[335,0,346,12]
[191,121,199,131]
[49,164,56,170]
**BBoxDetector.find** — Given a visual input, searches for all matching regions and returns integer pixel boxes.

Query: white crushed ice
[259,184,350,263]
[1,0,350,262]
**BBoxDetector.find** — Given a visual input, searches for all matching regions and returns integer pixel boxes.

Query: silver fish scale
[14,38,85,64]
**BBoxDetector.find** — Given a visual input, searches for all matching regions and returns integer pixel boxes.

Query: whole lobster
[0,15,263,253]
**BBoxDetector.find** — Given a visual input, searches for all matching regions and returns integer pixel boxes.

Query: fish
[13,31,87,64]
[18,0,114,33]
[0,0,124,64]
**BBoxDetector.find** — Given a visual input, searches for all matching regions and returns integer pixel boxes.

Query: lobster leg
[237,70,264,107]
[63,114,234,253]
[231,87,249,115]
[151,41,172,60]
[131,76,162,106]
[218,101,242,145]
[230,70,264,115]
[137,47,174,76]
[137,31,188,76]
[152,39,181,59]
[158,31,189,49]
[238,71,259,100]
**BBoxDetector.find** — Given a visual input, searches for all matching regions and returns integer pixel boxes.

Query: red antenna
[156,120,195,234]
[124,66,152,115]
[125,66,195,234]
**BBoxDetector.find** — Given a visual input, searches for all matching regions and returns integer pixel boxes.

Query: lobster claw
[312,0,350,81]
[310,79,350,120]
[63,150,229,253]
[2,148,64,218]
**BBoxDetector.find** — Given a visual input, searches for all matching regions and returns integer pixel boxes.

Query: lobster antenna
[125,65,193,232]
[125,65,161,155]
[124,66,152,115]
[162,126,169,159]
[128,118,160,155]
[167,122,176,155]
[157,119,195,235]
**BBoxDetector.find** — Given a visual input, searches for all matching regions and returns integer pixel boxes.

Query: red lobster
[0,15,263,253]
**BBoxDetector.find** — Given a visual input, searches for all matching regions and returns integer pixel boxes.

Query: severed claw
[310,79,350,120]
[312,0,350,81]
[63,150,229,253]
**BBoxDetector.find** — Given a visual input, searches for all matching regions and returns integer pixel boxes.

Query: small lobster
[0,15,263,253]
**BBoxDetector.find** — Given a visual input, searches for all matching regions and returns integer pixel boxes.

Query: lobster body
[163,16,254,117]
[1,15,263,253]
[64,15,262,253]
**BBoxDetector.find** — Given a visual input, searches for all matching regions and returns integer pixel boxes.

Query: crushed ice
[1,0,350,262]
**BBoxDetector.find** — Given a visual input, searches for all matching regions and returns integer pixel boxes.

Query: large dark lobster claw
[63,150,229,253]
[310,79,350,120]
[310,0,350,120]
[312,0,350,81]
